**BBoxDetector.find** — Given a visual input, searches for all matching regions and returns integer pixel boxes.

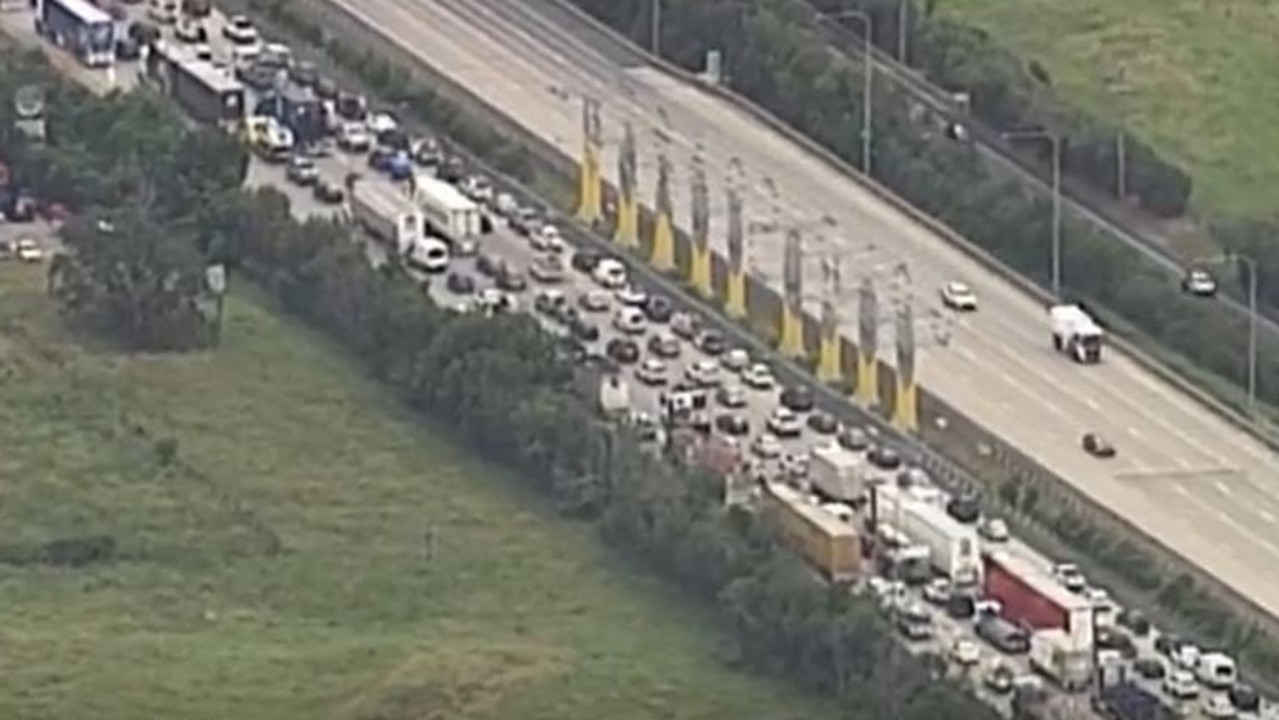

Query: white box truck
[413,174,483,255]
[349,179,424,255]
[809,444,868,503]
[1029,628,1093,692]
[1050,304,1103,364]
[872,485,981,587]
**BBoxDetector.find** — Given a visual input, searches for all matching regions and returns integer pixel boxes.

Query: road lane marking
[1214,481,1232,497]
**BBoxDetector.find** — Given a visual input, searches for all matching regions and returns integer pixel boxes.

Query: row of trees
[0,39,1000,720]
[0,49,248,351]
[563,0,1279,416]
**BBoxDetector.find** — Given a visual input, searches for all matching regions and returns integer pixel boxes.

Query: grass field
[0,260,830,720]
[935,0,1279,217]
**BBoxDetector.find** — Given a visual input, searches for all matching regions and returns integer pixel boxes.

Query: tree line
[0,41,1001,720]
[563,0,1279,418]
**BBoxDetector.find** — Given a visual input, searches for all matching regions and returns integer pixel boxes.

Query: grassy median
[936,0,1277,217]
[0,262,828,720]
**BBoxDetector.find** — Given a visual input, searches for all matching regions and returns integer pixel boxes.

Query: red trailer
[983,551,1094,649]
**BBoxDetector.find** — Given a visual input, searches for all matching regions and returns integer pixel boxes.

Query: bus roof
[183,60,244,95]
[46,0,112,24]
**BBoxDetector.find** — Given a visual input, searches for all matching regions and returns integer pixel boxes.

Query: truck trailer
[762,482,861,583]
[349,179,425,255]
[1028,628,1092,691]
[809,443,869,503]
[983,551,1095,649]
[413,174,483,255]
[1050,304,1103,364]
[870,484,981,587]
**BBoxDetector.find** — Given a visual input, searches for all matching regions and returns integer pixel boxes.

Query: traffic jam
[73,3,1277,719]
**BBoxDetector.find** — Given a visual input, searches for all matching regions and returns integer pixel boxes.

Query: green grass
[934,0,1279,218]
[0,263,830,720]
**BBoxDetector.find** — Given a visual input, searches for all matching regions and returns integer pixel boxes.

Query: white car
[742,363,776,390]
[531,224,565,253]
[750,433,782,459]
[684,360,722,387]
[1183,268,1218,297]
[593,258,627,289]
[365,111,399,135]
[1202,694,1235,719]
[635,359,668,386]
[978,517,1009,542]
[780,452,809,479]
[1162,669,1199,700]
[222,15,259,45]
[15,238,44,263]
[1051,562,1086,593]
[923,578,951,605]
[612,307,646,335]
[459,175,493,203]
[174,17,206,43]
[950,639,980,667]
[529,256,565,284]
[578,289,610,313]
[766,408,803,437]
[338,122,372,152]
[615,284,648,307]
[721,348,750,373]
[940,281,978,311]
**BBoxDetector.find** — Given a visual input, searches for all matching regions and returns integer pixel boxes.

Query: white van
[1196,652,1236,690]
[1163,669,1199,700]
[147,0,178,24]
[407,239,450,274]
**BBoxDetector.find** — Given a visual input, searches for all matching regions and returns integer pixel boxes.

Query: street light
[650,0,662,56]
[1195,254,1259,416]
[817,10,874,177]
[1003,130,1063,297]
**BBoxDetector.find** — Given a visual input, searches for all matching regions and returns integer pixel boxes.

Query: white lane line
[1214,481,1232,497]
[1258,508,1277,524]
[1127,426,1144,439]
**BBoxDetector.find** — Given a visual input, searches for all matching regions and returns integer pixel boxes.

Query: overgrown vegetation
[0,37,998,720]
[235,0,1279,688]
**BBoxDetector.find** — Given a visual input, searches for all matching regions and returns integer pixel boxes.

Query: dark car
[946,493,981,524]
[312,180,344,204]
[496,267,528,292]
[534,291,567,316]
[983,664,1014,695]
[975,615,1030,654]
[1095,627,1137,658]
[644,295,674,323]
[475,253,501,278]
[570,319,600,342]
[697,330,727,356]
[1116,609,1151,637]
[606,338,640,365]
[946,594,975,620]
[838,426,870,451]
[779,386,814,412]
[715,413,750,436]
[128,21,161,45]
[313,77,340,101]
[1132,657,1165,681]
[438,156,466,184]
[289,60,319,87]
[807,411,839,435]
[1082,432,1116,458]
[647,334,681,359]
[571,250,604,274]
[115,36,142,61]
[1229,684,1260,712]
[445,272,475,294]
[867,444,903,470]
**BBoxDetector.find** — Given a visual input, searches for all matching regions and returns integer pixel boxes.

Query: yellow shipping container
[762,482,861,582]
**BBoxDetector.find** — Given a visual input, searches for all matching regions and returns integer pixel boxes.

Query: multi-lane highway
[318,0,1279,618]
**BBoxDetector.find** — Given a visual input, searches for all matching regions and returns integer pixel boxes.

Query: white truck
[349,179,425,255]
[872,484,981,587]
[809,444,869,503]
[413,174,484,255]
[1029,628,1093,692]
[1050,304,1103,364]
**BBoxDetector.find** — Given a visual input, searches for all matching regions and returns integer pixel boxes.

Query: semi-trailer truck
[762,482,861,583]
[349,179,425,256]
[871,484,981,587]
[413,174,483,255]
[809,443,868,503]
[1028,629,1092,691]
[1050,304,1103,364]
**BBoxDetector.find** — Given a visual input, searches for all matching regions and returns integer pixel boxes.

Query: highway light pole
[1004,130,1062,297]
[650,0,661,56]
[1197,254,1259,416]
[818,10,874,177]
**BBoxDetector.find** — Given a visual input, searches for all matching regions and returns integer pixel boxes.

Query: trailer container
[809,443,868,502]
[412,174,483,254]
[983,551,1094,649]
[349,179,424,255]
[871,484,981,587]
[1029,628,1092,691]
[762,482,860,583]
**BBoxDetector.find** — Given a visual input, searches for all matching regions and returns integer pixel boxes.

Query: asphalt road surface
[316,0,1279,618]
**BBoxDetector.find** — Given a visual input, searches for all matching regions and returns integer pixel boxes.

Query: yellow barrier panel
[818,329,842,384]
[690,245,712,298]
[650,211,676,272]
[614,193,638,248]
[778,302,805,358]
[893,376,918,433]
[856,352,878,407]
[725,270,746,319]
[576,141,602,224]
